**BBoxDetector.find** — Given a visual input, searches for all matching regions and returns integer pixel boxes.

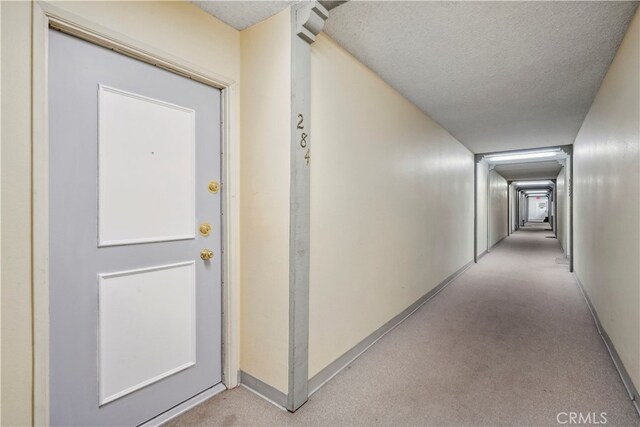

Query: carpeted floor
[168,226,639,426]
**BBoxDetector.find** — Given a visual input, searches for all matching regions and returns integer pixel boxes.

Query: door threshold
[139,383,226,427]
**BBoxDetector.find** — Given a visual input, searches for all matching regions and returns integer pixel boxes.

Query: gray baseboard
[476,235,507,261]
[308,259,475,396]
[239,370,288,409]
[573,273,639,417]
[489,235,507,251]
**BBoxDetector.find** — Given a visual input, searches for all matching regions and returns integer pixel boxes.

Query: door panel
[49,29,222,426]
[98,85,196,246]
[98,262,196,405]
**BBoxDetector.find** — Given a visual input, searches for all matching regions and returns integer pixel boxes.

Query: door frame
[32,2,241,424]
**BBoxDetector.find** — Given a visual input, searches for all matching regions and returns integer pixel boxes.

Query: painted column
[288,1,328,412]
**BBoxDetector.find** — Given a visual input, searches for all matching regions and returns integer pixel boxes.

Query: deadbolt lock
[200,248,214,261]
[199,222,212,237]
[208,180,220,194]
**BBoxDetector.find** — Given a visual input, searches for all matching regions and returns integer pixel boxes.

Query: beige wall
[0,3,3,421]
[1,2,32,425]
[488,170,508,248]
[1,1,241,424]
[477,160,489,255]
[556,167,567,253]
[239,9,291,394]
[574,10,640,390]
[308,33,474,378]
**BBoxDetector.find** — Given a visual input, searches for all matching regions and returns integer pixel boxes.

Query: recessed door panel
[98,86,196,246]
[98,262,196,405]
[49,29,222,426]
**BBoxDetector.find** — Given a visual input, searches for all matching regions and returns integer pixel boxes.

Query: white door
[49,30,223,425]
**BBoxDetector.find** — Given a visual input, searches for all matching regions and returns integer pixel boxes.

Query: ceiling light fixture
[514,180,552,186]
[485,151,558,162]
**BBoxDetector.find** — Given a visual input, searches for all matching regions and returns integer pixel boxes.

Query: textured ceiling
[192,1,345,30]
[192,1,296,30]
[494,161,563,181]
[325,1,638,153]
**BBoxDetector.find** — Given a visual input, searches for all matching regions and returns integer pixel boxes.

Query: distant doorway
[527,196,549,222]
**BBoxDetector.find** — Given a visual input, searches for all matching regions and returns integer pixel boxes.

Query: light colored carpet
[168,227,639,426]
[523,221,552,230]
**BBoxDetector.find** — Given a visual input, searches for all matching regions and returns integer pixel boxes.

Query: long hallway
[3,2,640,425]
[170,228,637,426]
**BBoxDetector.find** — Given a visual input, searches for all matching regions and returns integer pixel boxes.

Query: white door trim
[32,2,241,424]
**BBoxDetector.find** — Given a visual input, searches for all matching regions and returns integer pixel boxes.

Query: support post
[487,163,495,252]
[551,179,557,235]
[288,1,328,412]
[567,150,574,272]
[473,156,480,262]
[507,181,511,236]
[515,190,519,230]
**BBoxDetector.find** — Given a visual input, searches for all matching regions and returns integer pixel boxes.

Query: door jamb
[32,2,241,424]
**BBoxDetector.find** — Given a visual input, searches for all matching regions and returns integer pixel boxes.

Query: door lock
[208,180,220,194]
[199,222,212,237]
[200,248,214,261]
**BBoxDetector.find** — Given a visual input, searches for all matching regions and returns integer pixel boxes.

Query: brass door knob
[200,248,214,261]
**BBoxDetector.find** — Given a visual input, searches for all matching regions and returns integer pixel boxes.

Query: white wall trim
[32,2,241,424]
